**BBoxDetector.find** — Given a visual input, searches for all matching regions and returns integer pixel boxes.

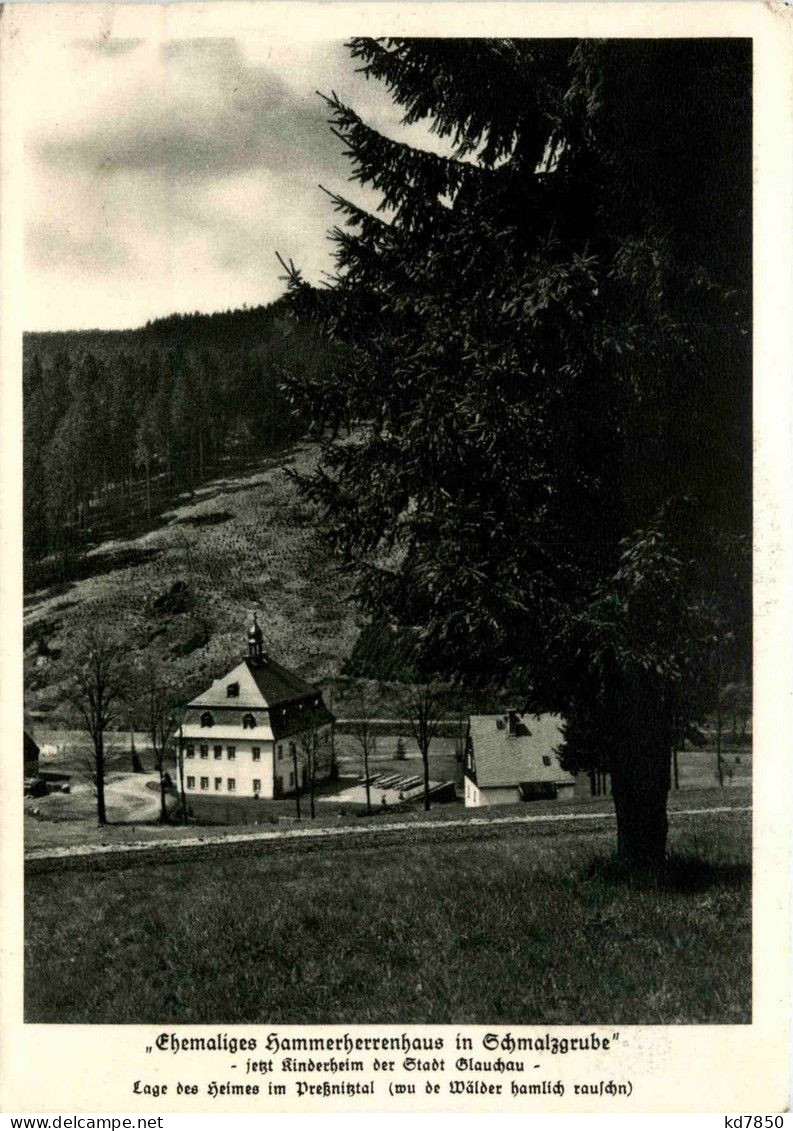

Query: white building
[177,616,334,803]
[463,710,575,807]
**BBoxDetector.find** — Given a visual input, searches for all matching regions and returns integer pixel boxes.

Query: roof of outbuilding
[468,712,574,788]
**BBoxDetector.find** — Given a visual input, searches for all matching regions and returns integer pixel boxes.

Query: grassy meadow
[25,811,751,1025]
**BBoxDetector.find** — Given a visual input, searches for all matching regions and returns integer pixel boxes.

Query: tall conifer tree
[283,39,751,866]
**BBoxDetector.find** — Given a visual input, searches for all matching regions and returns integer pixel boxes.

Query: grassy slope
[24,442,361,721]
[25,812,750,1025]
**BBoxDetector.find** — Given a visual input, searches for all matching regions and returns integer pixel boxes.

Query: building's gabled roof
[468,713,574,788]
[190,656,321,711]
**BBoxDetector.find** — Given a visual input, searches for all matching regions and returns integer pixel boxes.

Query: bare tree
[348,685,377,814]
[297,729,320,818]
[400,682,447,812]
[67,625,126,826]
[133,665,181,824]
[176,719,188,824]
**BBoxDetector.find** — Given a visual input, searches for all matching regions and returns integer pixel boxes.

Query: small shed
[463,710,574,807]
[24,729,40,780]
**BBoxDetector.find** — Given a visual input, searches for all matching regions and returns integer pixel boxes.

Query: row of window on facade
[199,711,258,729]
[199,703,325,728]
[184,742,312,761]
[186,744,255,760]
[185,773,297,794]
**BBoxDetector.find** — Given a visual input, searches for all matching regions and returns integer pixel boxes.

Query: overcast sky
[20,31,443,332]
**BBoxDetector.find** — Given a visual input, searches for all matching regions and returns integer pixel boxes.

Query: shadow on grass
[585,853,751,893]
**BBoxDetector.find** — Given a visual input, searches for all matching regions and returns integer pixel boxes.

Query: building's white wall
[480,786,522,806]
[179,723,333,800]
[464,779,521,807]
[272,724,334,795]
[181,737,274,798]
[464,777,575,807]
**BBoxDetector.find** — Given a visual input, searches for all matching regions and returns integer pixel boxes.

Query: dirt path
[104,774,162,823]
[25,802,751,869]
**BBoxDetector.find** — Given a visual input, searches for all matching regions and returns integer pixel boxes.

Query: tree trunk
[363,745,371,814]
[178,727,188,823]
[422,745,431,812]
[610,738,670,867]
[292,748,301,820]
[95,735,107,826]
[159,761,168,823]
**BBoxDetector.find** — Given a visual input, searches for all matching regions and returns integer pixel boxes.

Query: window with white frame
[227,778,236,792]
[200,744,209,759]
[252,746,261,761]
[186,745,195,759]
[214,777,222,791]
[253,779,261,794]
[200,777,209,790]
[187,775,195,789]
[227,746,236,760]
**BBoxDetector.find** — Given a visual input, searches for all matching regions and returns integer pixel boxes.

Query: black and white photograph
[2,0,790,1114]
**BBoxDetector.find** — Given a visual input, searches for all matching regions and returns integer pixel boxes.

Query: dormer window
[200,711,214,728]
[242,712,256,730]
[226,682,239,698]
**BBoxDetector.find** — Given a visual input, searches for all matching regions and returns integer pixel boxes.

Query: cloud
[76,37,143,58]
[27,222,130,272]
[37,38,342,181]
[21,33,446,330]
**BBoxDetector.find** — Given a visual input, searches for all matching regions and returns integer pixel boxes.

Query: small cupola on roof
[247,613,266,665]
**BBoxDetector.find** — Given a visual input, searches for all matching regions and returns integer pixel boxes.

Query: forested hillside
[23,301,348,588]
[24,440,363,725]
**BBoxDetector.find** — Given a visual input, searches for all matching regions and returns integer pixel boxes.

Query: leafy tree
[281,39,751,866]
[722,680,751,746]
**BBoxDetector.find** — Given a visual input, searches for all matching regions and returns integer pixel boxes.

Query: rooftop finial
[247,613,264,663]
